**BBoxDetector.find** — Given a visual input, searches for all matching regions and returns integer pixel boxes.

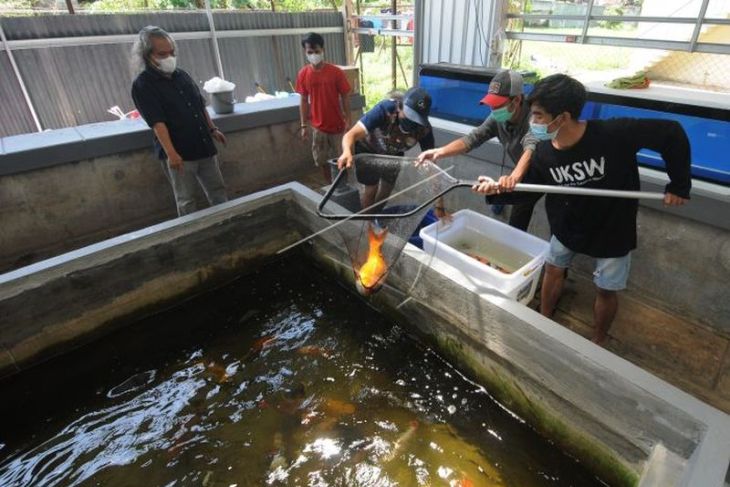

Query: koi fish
[323,398,356,416]
[297,345,332,358]
[268,432,288,472]
[356,224,389,295]
[465,252,510,274]
[194,361,232,384]
[243,335,276,362]
[252,336,276,352]
[384,420,419,462]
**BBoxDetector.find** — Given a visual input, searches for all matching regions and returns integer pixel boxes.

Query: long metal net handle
[467,181,666,200]
[318,177,664,220]
[317,154,666,221]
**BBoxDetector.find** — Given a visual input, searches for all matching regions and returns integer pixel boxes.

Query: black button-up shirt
[132,67,217,161]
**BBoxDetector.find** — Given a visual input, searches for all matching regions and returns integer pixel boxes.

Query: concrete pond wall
[0,183,728,486]
[0,96,364,273]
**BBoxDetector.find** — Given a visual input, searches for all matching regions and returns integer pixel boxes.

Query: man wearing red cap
[417,69,539,231]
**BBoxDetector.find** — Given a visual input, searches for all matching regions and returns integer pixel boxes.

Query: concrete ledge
[0,184,304,374]
[0,98,365,273]
[0,95,365,176]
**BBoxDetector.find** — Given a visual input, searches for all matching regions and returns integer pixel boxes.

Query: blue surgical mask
[490,104,513,123]
[530,116,562,141]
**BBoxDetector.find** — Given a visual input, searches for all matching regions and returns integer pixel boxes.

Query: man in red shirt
[296,32,352,183]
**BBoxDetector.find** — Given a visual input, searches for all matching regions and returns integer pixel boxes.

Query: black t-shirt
[131,67,217,161]
[490,118,691,258]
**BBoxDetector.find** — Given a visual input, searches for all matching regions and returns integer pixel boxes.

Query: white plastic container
[419,209,549,304]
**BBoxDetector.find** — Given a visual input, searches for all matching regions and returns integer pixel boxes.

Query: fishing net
[318,154,459,296]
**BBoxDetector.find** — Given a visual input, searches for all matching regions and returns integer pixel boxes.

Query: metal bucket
[211,90,235,114]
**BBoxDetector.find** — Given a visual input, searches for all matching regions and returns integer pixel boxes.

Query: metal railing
[505,0,730,55]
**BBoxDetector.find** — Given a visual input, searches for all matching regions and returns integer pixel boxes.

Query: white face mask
[307,53,323,65]
[155,55,177,74]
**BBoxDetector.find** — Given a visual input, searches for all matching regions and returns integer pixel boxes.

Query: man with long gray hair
[131,25,228,216]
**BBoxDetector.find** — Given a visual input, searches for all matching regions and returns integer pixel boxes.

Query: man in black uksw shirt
[475,74,691,345]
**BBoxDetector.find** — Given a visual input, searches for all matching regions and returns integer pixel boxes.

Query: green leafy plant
[597,5,625,30]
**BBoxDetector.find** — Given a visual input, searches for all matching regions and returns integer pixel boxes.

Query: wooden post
[65,0,75,14]
[342,0,355,66]
[357,0,364,97]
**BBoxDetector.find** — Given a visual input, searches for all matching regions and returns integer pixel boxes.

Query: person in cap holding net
[475,74,690,346]
[417,69,540,231]
[131,26,228,217]
[296,32,352,185]
[337,87,436,213]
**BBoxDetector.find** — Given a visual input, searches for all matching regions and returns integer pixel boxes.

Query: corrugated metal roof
[2,11,343,40]
[0,54,37,137]
[219,32,345,98]
[213,11,343,30]
[0,11,345,137]
[2,12,209,39]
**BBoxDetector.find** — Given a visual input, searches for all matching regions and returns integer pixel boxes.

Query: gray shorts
[547,235,631,291]
[311,128,342,167]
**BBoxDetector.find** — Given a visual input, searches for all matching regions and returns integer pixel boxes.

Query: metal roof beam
[4,26,345,50]
[505,31,730,54]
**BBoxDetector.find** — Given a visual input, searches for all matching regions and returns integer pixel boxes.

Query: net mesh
[319,154,457,295]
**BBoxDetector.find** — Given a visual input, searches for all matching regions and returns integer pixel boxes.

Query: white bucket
[419,209,549,304]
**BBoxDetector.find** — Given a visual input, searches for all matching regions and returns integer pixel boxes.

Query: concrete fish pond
[0,183,728,486]
[0,258,603,486]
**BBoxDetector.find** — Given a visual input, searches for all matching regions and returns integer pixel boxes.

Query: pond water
[0,256,606,486]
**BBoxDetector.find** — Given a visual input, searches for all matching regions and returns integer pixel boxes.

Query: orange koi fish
[194,360,231,384]
[323,398,356,416]
[384,420,419,462]
[243,336,276,362]
[297,345,332,358]
[356,224,389,295]
[466,252,510,274]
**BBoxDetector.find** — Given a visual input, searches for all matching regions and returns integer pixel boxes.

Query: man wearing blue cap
[338,87,435,211]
